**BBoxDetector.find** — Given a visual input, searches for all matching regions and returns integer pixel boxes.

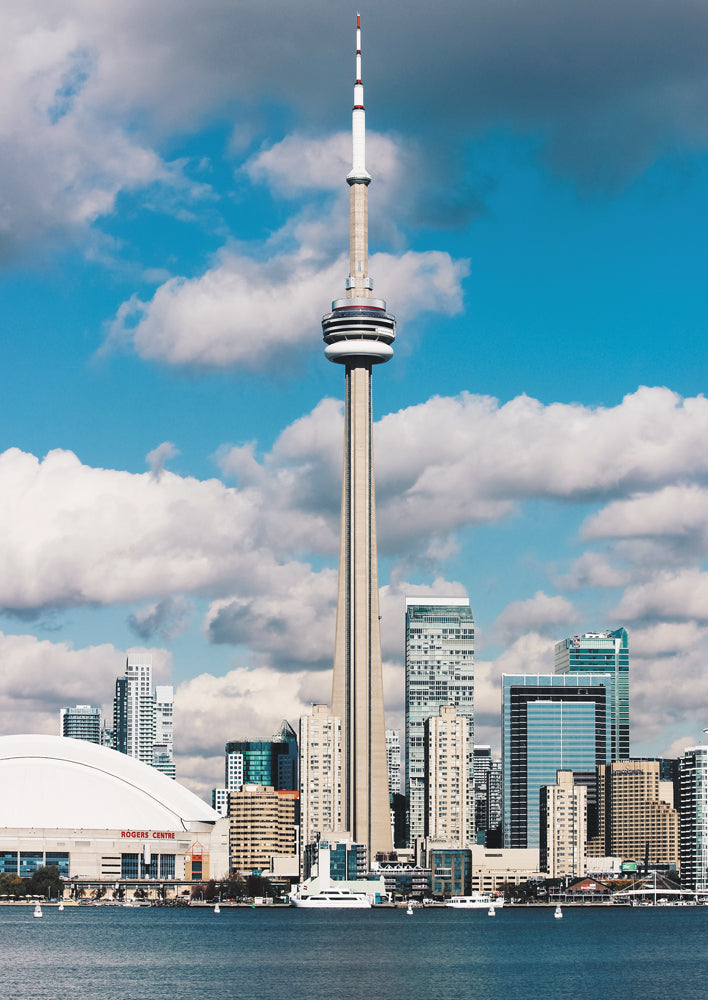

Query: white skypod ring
[324,340,394,363]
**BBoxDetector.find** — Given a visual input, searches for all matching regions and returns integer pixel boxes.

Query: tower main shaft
[322,14,394,858]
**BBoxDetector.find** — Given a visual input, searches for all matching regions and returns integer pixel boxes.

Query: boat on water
[33,903,42,918]
[445,894,505,910]
[290,888,372,909]
[554,904,563,919]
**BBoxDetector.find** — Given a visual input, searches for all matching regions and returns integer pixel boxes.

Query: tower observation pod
[321,14,394,860]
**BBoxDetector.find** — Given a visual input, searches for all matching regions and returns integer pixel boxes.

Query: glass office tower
[555,628,629,761]
[502,673,611,848]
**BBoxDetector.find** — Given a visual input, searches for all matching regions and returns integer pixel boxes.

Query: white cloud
[0,631,169,737]
[553,551,631,590]
[128,596,194,641]
[146,441,179,480]
[106,247,467,370]
[493,591,578,644]
[583,484,708,549]
[613,569,708,623]
[0,446,262,610]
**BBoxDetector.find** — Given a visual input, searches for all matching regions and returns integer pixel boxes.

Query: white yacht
[445,893,505,909]
[291,888,372,909]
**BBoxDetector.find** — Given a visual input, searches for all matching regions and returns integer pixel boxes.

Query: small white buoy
[554,904,563,919]
[406,902,413,915]
[58,901,64,912]
[34,903,43,919]
[214,903,221,914]
[488,905,495,916]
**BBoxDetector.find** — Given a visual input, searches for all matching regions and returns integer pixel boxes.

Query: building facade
[60,705,102,744]
[555,628,629,761]
[679,747,708,891]
[424,706,471,845]
[113,653,175,778]
[153,685,175,779]
[502,673,611,849]
[228,785,298,877]
[591,760,679,866]
[386,729,402,796]
[299,705,344,853]
[405,597,475,846]
[224,721,299,795]
[539,770,587,879]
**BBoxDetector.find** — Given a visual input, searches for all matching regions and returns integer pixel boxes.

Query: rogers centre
[0,734,229,892]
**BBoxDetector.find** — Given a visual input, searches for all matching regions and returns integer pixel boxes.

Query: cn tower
[322,14,394,858]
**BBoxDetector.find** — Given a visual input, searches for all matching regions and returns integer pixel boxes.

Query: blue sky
[2,1,708,796]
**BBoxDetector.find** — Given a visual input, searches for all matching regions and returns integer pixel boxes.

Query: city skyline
[2,3,708,798]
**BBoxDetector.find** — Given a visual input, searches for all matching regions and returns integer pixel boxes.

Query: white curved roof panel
[0,734,219,831]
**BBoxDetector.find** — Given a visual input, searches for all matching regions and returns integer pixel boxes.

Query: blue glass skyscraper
[502,673,611,848]
[554,628,629,761]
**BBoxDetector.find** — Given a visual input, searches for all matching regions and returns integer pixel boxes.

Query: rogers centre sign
[120,830,176,840]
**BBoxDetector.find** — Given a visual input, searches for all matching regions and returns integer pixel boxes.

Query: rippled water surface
[3,904,707,1000]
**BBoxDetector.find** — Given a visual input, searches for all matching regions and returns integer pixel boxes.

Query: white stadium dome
[0,734,219,831]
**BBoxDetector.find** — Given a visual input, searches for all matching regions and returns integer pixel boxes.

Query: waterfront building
[679,746,708,891]
[0,734,228,886]
[468,846,543,894]
[297,839,387,902]
[374,861,432,899]
[323,15,395,858]
[539,770,587,879]
[228,784,298,878]
[590,760,679,866]
[60,704,102,744]
[502,673,611,849]
[424,706,471,845]
[405,597,475,846]
[555,628,629,761]
[299,705,344,852]
[224,721,298,794]
[429,846,473,897]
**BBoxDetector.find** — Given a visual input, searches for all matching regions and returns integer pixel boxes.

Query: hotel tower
[321,15,394,857]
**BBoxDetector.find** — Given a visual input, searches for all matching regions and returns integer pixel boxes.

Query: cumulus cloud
[493,592,578,644]
[552,552,632,591]
[613,569,708,624]
[106,247,467,370]
[128,596,194,641]
[0,446,264,610]
[146,441,179,480]
[0,631,169,737]
[583,484,708,551]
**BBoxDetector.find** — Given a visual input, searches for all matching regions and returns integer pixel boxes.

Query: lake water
[3,904,707,1000]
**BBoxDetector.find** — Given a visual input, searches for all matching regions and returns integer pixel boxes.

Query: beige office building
[539,770,587,879]
[228,785,298,877]
[591,760,679,866]
[425,706,471,846]
[299,705,344,852]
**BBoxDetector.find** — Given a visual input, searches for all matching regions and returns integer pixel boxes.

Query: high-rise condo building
[539,770,587,879]
[60,705,102,744]
[424,706,471,845]
[555,628,629,761]
[590,760,678,866]
[405,597,475,845]
[113,653,175,777]
[299,705,344,853]
[386,730,402,796]
[679,746,708,891]
[502,673,611,849]
[153,685,175,779]
[322,15,394,858]
[113,653,155,766]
